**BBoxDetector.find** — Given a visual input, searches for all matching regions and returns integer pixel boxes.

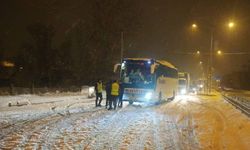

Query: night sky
[1,0,250,79]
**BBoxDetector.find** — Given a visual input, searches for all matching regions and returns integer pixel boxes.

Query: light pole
[191,21,235,94]
[121,31,124,63]
[198,60,206,93]
[192,23,213,94]
[208,30,214,93]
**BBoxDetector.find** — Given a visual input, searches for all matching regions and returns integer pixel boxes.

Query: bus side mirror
[114,63,121,73]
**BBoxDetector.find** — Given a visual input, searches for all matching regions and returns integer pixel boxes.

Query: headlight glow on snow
[192,87,197,94]
[180,89,187,95]
[88,87,95,97]
[145,92,152,100]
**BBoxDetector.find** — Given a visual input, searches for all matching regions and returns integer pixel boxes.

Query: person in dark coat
[118,81,124,108]
[105,80,112,109]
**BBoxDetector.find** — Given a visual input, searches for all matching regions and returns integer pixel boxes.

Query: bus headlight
[180,89,187,94]
[145,92,152,100]
[121,62,125,68]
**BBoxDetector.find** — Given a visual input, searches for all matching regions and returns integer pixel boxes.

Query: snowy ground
[0,92,249,149]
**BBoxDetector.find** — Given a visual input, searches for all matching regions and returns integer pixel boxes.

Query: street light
[196,50,200,55]
[192,23,197,29]
[217,50,222,55]
[191,21,235,94]
[228,21,235,29]
[1,61,15,68]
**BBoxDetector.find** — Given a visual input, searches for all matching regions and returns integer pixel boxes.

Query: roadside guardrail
[221,92,250,117]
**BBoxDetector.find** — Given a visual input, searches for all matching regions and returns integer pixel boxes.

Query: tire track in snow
[0,107,105,149]
[150,113,177,150]
[171,97,201,150]
[32,108,106,149]
[188,97,247,149]
[47,106,130,149]
[1,98,202,150]
[124,111,154,150]
[156,98,200,150]
[178,105,200,149]
[83,106,142,149]
[0,114,63,149]
[187,98,227,149]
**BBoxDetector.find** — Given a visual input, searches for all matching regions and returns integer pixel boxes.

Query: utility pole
[208,30,214,94]
[121,31,124,63]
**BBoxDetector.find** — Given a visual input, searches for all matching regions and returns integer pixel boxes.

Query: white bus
[178,72,190,94]
[115,58,178,104]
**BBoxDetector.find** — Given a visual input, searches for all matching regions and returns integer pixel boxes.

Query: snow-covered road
[0,93,249,150]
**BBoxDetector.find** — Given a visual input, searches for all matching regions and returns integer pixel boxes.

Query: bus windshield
[121,61,153,85]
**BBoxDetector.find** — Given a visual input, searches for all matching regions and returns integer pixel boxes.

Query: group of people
[123,69,145,84]
[95,79,123,110]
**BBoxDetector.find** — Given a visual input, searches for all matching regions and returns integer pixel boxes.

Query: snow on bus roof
[124,58,151,61]
[156,60,177,69]
[124,58,177,69]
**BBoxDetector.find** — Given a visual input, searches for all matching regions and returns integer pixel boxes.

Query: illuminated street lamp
[190,21,236,94]
[217,50,222,55]
[192,23,197,29]
[196,50,200,55]
[228,21,235,29]
[1,61,15,68]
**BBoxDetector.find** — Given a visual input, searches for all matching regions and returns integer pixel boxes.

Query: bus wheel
[129,100,133,105]
[158,92,162,101]
[155,92,162,105]
[169,91,175,101]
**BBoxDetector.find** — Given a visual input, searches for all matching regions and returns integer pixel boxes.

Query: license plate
[124,88,149,94]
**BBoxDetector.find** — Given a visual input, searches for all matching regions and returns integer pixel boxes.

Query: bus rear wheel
[172,91,176,99]
[168,91,175,101]
[129,100,134,105]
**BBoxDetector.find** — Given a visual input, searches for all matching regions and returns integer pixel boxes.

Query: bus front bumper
[122,92,158,103]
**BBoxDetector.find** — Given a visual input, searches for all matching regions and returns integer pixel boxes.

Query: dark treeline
[0,0,140,88]
[221,60,250,90]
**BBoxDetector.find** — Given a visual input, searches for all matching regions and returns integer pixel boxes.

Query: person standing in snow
[109,80,119,110]
[95,79,103,107]
[118,81,123,108]
[105,80,112,109]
